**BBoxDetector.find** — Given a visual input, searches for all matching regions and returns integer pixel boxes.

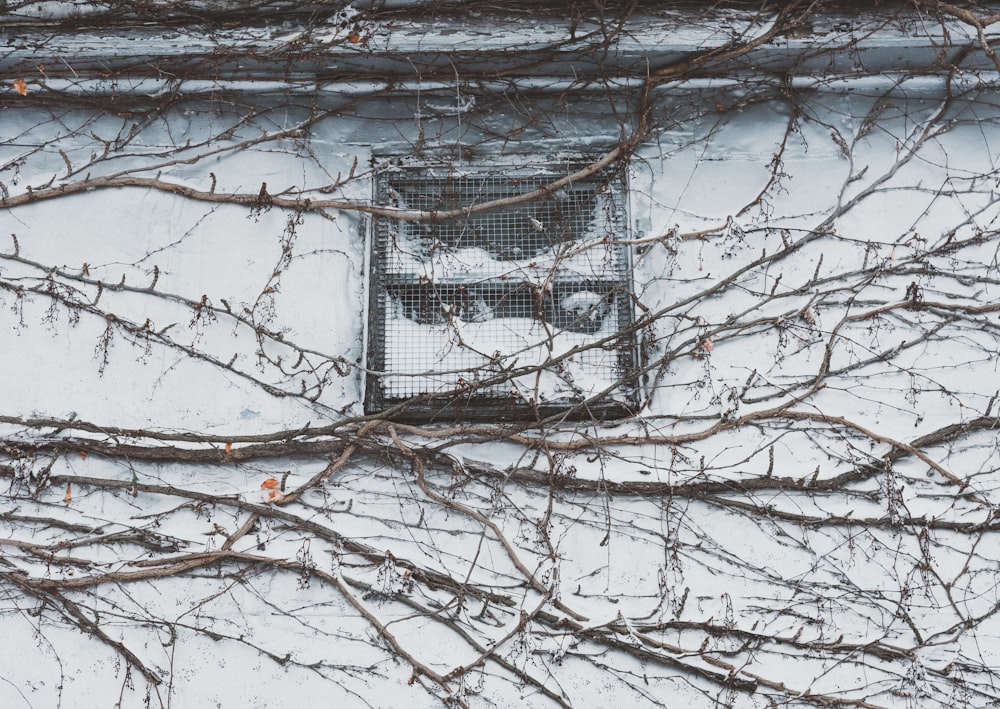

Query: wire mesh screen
[366,164,638,421]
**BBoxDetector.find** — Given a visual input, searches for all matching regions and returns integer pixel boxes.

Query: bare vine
[3,2,1000,708]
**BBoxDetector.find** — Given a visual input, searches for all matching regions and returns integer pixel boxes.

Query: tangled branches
[3,1,1000,708]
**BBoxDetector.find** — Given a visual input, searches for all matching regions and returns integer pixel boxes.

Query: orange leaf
[63,483,72,504]
[348,30,362,43]
[79,450,87,460]
[225,442,232,454]
[12,79,28,96]
[261,478,280,490]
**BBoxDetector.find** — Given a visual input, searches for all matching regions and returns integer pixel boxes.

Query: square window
[364,162,639,422]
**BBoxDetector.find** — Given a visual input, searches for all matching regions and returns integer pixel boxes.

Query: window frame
[363,159,639,423]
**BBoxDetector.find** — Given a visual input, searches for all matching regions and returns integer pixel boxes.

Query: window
[364,162,638,422]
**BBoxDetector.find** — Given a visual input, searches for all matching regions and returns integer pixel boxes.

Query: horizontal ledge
[3,72,994,101]
[1,11,997,80]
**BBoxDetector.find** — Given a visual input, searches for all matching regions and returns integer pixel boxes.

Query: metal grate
[365,164,638,421]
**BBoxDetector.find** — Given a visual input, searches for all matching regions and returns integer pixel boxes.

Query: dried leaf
[225,442,232,454]
[12,79,28,96]
[63,483,72,504]
[261,478,283,503]
[79,450,87,460]
[348,30,362,43]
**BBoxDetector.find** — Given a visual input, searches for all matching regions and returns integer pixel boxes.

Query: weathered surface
[2,2,1000,707]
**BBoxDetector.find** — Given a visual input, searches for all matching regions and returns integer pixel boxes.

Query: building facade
[2,2,1000,707]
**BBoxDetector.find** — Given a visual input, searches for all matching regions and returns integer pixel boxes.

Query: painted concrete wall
[3,6,1000,708]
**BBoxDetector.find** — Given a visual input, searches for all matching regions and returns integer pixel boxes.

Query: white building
[2,2,999,707]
